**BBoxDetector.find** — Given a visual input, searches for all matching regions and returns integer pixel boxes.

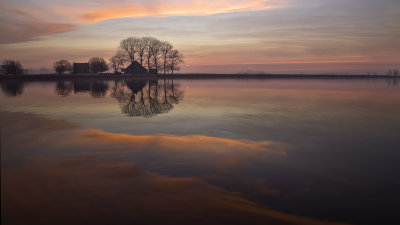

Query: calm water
[1,78,400,225]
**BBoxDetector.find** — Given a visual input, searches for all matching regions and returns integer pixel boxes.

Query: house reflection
[72,80,109,98]
[53,78,183,117]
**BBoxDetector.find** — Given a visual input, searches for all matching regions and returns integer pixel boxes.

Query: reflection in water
[386,77,398,86]
[55,80,73,96]
[112,78,183,117]
[1,111,338,225]
[1,80,24,96]
[55,78,183,117]
[1,78,400,225]
[72,80,109,98]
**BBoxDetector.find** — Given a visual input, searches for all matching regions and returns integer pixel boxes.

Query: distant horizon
[19,62,398,75]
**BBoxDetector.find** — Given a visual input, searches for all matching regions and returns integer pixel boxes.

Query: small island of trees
[110,36,184,75]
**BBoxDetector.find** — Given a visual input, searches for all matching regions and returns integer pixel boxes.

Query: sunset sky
[0,0,399,74]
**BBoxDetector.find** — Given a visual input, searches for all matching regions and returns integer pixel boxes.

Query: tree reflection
[1,80,24,97]
[52,78,183,117]
[112,78,183,117]
[386,77,398,87]
[55,80,73,96]
[89,80,109,98]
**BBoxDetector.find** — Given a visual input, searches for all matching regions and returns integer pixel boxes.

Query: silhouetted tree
[148,38,162,72]
[53,59,72,75]
[138,37,151,66]
[2,60,23,75]
[109,52,125,74]
[89,57,108,74]
[112,37,183,75]
[143,37,158,71]
[160,41,173,75]
[168,50,184,75]
[119,37,140,63]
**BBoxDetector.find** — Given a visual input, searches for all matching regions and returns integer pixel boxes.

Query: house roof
[125,61,147,74]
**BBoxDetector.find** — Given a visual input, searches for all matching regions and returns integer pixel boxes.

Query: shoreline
[0,73,397,80]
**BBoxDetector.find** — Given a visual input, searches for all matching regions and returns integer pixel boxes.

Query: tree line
[1,36,183,75]
[53,57,108,75]
[110,36,184,75]
[52,37,183,75]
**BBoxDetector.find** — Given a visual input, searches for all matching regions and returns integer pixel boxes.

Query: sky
[0,0,399,74]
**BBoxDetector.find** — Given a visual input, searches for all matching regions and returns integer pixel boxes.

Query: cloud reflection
[3,158,346,225]
[1,111,348,225]
[79,129,286,154]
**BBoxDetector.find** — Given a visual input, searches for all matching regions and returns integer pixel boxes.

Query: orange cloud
[77,0,286,22]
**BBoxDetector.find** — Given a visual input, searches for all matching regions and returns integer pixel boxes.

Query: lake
[1,78,400,225]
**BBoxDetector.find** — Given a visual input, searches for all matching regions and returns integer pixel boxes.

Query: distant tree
[89,57,108,74]
[53,59,72,75]
[160,41,173,75]
[109,52,125,74]
[168,50,184,75]
[2,60,23,75]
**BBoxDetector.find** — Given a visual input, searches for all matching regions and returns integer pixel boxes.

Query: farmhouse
[124,61,148,75]
[73,63,89,74]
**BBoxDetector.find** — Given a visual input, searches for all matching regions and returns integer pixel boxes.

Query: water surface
[1,78,400,225]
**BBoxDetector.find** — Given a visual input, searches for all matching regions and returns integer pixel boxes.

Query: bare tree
[53,59,72,75]
[143,37,157,71]
[109,51,125,74]
[148,38,162,72]
[138,37,151,66]
[112,36,183,75]
[160,41,173,75]
[168,50,184,75]
[89,57,108,74]
[119,37,140,63]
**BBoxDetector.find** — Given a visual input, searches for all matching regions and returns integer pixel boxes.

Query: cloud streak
[78,0,286,22]
[0,2,78,43]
